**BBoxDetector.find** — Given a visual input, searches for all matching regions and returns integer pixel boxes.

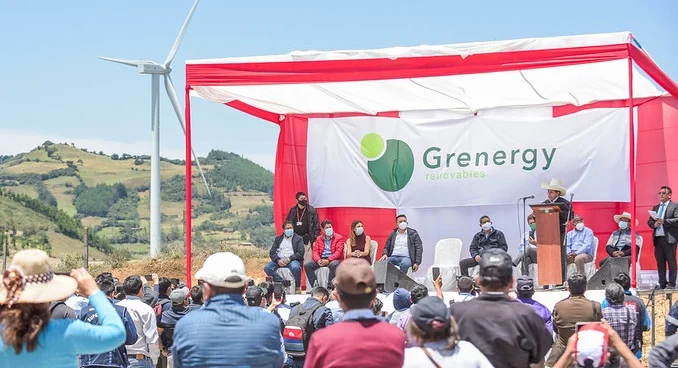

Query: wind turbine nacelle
[137,63,167,74]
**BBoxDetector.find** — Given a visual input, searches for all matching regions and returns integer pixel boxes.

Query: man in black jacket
[265,220,305,289]
[379,214,423,273]
[285,192,320,264]
[459,215,508,277]
[648,185,678,289]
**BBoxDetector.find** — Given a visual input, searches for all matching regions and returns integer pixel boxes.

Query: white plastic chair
[275,268,296,294]
[369,240,378,266]
[634,236,644,287]
[566,236,599,280]
[425,238,463,292]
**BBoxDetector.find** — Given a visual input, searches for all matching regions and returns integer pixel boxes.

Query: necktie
[657,203,667,237]
[659,203,666,218]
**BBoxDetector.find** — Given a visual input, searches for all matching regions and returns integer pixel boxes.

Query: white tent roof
[186,32,670,118]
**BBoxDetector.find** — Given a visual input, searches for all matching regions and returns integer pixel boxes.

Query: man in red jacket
[304,220,345,289]
[304,258,405,368]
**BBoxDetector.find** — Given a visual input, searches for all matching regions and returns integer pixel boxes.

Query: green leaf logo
[361,133,414,192]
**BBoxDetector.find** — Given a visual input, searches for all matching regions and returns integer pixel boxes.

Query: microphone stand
[522,197,528,276]
[649,285,658,346]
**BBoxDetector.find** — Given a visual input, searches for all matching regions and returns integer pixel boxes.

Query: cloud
[0,129,275,171]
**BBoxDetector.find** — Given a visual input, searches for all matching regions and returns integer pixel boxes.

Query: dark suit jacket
[469,228,508,258]
[647,201,678,245]
[542,196,573,236]
[269,233,305,262]
[382,228,423,265]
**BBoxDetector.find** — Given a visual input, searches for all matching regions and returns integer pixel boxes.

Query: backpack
[154,299,170,319]
[283,302,324,357]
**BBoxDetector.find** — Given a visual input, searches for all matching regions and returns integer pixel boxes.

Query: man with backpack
[283,287,334,367]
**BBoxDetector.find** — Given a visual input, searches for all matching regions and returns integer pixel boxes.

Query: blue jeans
[128,357,153,368]
[264,260,302,287]
[388,256,412,273]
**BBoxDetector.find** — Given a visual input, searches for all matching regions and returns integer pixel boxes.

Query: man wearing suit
[648,186,678,289]
[541,178,574,282]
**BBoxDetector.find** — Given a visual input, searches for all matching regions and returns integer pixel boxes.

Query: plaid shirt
[603,304,637,350]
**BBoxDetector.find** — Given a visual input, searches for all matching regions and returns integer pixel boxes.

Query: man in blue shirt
[566,215,595,276]
[172,252,285,368]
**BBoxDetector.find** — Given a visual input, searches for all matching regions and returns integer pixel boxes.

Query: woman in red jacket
[304,220,345,290]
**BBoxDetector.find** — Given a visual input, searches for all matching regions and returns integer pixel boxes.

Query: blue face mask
[355,226,364,236]
[284,229,294,237]
[324,228,333,237]
[619,221,629,230]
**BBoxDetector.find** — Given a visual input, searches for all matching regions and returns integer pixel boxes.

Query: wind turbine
[100,0,209,258]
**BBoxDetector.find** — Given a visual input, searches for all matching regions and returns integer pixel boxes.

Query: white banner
[307,108,630,208]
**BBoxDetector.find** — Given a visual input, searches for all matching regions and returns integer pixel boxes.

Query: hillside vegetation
[0,141,275,262]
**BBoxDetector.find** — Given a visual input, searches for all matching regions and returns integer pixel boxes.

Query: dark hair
[410,284,429,304]
[0,303,50,353]
[296,192,306,199]
[123,275,143,296]
[311,287,330,299]
[372,298,383,315]
[479,215,490,224]
[207,284,245,296]
[396,214,407,221]
[190,285,203,305]
[408,315,460,350]
[282,220,294,229]
[158,277,172,296]
[321,219,332,229]
[478,275,512,290]
[97,278,116,297]
[568,274,587,296]
[613,272,631,291]
[349,220,363,249]
[605,283,625,305]
[457,276,474,293]
[517,288,535,299]
[338,289,376,310]
[661,186,672,195]
[527,214,536,222]
[95,272,113,284]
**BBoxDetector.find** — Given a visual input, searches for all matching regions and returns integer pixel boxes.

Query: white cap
[195,252,248,288]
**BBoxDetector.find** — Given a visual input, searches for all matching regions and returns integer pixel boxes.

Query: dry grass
[4,184,38,198]
[2,161,66,173]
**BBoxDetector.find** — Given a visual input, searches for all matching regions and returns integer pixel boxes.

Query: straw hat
[541,178,567,196]
[613,211,639,226]
[0,249,77,307]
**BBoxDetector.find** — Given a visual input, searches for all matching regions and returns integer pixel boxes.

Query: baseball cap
[410,296,451,334]
[170,287,189,304]
[479,249,513,281]
[334,258,376,295]
[195,252,249,288]
[245,286,265,306]
[575,323,609,368]
[516,276,535,293]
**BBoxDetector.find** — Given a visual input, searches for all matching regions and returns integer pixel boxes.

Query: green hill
[0,142,275,260]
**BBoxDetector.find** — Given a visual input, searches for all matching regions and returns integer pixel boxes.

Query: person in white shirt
[117,275,160,368]
[450,276,477,303]
[265,221,305,293]
[379,214,423,273]
[513,214,537,276]
[403,296,493,367]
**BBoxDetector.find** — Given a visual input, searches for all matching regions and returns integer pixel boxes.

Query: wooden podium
[530,204,565,285]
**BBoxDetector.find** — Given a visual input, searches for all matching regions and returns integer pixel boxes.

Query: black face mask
[298,199,307,206]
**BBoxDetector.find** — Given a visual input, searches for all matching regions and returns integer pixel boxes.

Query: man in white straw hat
[599,212,642,268]
[541,178,574,281]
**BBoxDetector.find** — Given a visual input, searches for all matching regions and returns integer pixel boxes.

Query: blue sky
[1,0,676,171]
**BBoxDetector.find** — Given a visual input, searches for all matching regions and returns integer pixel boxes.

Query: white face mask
[575,222,585,231]
[481,222,492,231]
[398,222,408,230]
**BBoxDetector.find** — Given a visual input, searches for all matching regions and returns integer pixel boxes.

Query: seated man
[513,214,537,276]
[459,215,508,277]
[304,220,345,289]
[599,212,642,268]
[566,215,595,276]
[379,214,423,274]
[265,220,305,291]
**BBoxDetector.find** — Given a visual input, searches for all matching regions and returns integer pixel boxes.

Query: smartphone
[266,276,274,283]
[273,283,283,299]
[281,280,291,287]
[144,274,153,281]
[115,285,123,294]
[432,267,440,281]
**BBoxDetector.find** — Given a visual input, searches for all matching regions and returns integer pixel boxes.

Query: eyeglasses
[659,192,670,195]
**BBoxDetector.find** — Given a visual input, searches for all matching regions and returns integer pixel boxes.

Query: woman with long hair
[0,249,126,367]
[345,220,372,264]
[403,296,493,367]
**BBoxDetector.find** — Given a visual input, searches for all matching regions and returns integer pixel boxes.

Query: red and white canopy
[186,32,675,120]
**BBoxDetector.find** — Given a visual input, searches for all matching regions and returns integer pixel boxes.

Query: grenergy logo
[361,133,414,192]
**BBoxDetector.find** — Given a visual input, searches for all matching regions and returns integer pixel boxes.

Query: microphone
[569,193,574,201]
[520,195,534,200]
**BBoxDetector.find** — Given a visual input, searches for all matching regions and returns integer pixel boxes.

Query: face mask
[619,221,629,230]
[355,226,364,236]
[324,228,333,237]
[284,229,294,237]
[398,222,408,230]
[529,223,536,231]
[298,199,307,206]
[575,222,585,231]
[481,222,492,231]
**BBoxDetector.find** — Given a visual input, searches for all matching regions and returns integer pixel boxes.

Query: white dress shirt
[117,295,160,364]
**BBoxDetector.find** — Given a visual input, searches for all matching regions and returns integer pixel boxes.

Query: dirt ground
[640,291,675,365]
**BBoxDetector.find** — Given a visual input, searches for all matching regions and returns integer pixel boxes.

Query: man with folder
[648,186,678,289]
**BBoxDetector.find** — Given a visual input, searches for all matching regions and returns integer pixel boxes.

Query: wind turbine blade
[164,74,212,197]
[164,0,200,68]
[99,57,144,67]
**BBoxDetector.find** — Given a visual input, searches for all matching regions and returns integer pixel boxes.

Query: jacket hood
[393,288,412,311]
